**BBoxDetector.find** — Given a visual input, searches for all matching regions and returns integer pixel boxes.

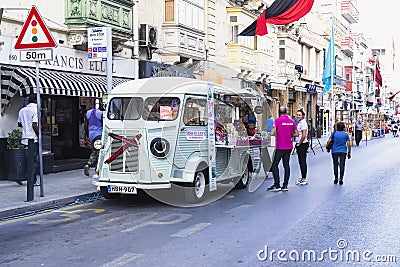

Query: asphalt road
[1,136,399,267]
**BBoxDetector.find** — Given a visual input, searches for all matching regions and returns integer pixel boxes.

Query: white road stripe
[224,204,253,214]
[101,253,144,267]
[170,223,211,238]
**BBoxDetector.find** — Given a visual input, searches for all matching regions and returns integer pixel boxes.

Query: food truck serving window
[108,97,143,120]
[143,97,180,121]
[184,98,207,126]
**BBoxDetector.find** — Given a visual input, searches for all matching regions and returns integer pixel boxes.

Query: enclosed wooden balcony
[341,0,359,24]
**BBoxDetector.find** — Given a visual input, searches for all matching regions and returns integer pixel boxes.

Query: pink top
[273,115,297,150]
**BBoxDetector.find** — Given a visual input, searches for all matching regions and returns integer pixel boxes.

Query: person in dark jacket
[326,121,351,185]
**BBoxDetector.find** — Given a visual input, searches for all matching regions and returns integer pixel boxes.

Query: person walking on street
[265,115,274,133]
[267,106,299,191]
[83,105,103,176]
[327,121,351,185]
[294,109,309,185]
[17,94,39,186]
[354,118,363,146]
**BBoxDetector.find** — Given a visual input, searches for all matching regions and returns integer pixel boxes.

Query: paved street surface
[1,136,399,266]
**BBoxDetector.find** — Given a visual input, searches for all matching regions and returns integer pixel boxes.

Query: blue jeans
[331,152,346,180]
[271,149,292,186]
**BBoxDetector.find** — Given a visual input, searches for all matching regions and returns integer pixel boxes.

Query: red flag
[239,0,315,36]
[375,61,382,87]
[389,90,400,101]
[393,36,396,71]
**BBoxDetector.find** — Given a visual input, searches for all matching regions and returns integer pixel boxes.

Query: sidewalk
[0,169,97,219]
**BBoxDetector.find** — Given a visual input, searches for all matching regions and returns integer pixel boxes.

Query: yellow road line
[0,203,92,226]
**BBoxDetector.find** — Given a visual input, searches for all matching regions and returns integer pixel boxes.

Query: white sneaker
[295,178,308,185]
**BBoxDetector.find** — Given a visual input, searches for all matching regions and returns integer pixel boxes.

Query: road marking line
[224,204,253,214]
[225,194,235,199]
[107,217,120,223]
[101,253,144,267]
[0,203,91,226]
[170,223,211,238]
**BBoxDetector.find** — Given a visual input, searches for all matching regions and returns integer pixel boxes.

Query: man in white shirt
[17,94,39,186]
[294,109,309,185]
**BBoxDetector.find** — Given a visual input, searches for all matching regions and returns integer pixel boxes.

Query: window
[279,40,285,45]
[231,25,239,44]
[279,47,285,60]
[230,16,237,22]
[143,97,180,121]
[108,97,143,120]
[165,0,174,22]
[184,98,207,126]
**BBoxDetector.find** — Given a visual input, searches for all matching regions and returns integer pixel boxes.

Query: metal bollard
[26,139,34,201]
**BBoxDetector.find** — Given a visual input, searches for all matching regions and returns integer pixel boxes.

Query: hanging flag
[392,36,396,71]
[375,60,382,88]
[322,24,334,96]
[389,90,400,101]
[239,0,315,36]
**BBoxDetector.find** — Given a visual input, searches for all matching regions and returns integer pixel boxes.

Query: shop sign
[139,60,193,78]
[1,36,134,78]
[185,131,207,141]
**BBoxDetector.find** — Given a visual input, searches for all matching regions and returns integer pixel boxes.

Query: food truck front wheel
[184,170,208,203]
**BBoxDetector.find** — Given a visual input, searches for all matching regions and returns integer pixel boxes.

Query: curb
[0,192,98,220]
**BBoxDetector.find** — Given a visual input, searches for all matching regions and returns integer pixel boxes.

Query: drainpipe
[132,0,139,80]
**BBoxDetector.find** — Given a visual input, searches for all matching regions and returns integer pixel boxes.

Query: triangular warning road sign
[14,6,57,50]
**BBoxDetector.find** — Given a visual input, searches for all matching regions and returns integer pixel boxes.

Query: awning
[1,65,132,114]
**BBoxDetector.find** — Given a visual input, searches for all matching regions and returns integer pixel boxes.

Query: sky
[354,0,399,86]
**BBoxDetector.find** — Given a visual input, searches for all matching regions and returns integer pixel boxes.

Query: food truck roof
[110,77,258,98]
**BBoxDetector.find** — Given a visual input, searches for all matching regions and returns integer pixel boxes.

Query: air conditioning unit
[139,24,157,47]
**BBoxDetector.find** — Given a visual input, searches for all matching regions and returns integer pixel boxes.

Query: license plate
[107,185,137,194]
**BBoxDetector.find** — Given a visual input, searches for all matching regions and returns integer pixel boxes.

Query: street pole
[35,61,44,197]
[106,26,112,94]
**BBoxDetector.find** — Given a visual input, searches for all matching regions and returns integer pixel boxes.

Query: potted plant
[5,129,27,183]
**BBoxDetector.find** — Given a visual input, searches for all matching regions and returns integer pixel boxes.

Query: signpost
[87,27,112,94]
[14,6,57,199]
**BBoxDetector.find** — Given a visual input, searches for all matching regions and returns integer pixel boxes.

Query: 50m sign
[20,49,53,62]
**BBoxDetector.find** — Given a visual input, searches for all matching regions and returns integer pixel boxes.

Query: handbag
[326,131,335,152]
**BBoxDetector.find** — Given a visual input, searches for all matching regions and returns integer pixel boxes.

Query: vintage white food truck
[93,77,273,202]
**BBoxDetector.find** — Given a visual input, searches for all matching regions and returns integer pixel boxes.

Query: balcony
[227,43,255,70]
[64,0,134,41]
[341,34,357,56]
[162,24,206,60]
[341,0,359,24]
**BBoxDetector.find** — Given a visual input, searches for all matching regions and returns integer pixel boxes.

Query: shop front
[0,36,135,173]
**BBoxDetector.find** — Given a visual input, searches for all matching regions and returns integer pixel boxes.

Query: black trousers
[355,130,362,145]
[296,142,309,178]
[271,149,292,186]
[332,152,347,180]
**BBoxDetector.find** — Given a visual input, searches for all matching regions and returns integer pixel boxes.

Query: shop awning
[1,65,132,114]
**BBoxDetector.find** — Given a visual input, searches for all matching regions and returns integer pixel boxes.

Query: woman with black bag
[326,122,351,185]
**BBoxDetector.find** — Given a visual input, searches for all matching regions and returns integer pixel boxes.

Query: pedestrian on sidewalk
[267,106,299,191]
[354,117,363,146]
[83,104,103,176]
[294,109,309,185]
[17,94,39,186]
[326,122,351,185]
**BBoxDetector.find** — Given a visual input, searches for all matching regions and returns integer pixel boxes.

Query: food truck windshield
[107,97,180,121]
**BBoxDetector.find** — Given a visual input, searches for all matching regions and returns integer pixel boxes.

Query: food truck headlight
[150,138,170,158]
[93,139,102,150]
